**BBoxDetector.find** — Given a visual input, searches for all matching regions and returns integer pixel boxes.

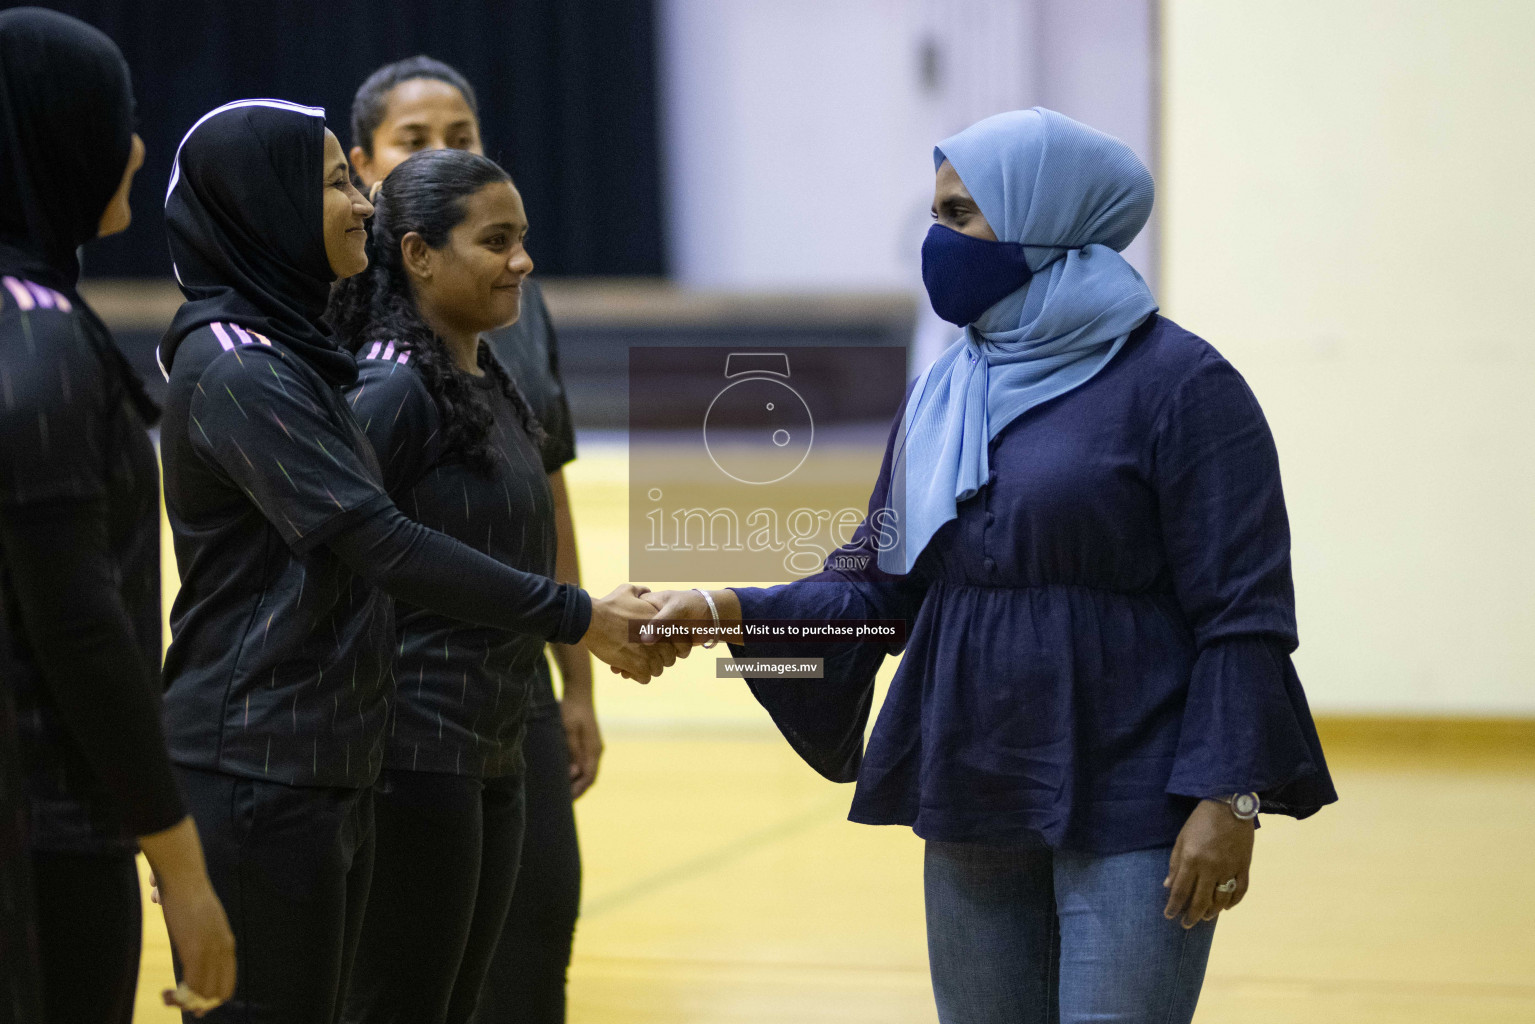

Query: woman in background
[643,109,1337,1024]
[157,99,664,1023]
[0,9,235,1020]
[349,56,594,1024]
[330,147,556,1024]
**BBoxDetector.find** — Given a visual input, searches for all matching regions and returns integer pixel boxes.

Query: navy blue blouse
[728,315,1336,853]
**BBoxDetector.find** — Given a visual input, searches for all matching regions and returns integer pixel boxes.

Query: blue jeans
[924,841,1215,1024]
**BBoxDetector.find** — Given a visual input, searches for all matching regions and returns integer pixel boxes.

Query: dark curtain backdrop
[25,0,665,277]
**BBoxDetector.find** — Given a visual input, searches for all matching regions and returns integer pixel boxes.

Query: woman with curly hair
[328,148,569,1024]
[346,57,596,1023]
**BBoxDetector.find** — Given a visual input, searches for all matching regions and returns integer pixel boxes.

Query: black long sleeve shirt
[158,324,589,787]
[0,277,185,851]
[349,351,560,776]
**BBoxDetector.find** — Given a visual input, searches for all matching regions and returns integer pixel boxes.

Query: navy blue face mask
[920,223,1034,326]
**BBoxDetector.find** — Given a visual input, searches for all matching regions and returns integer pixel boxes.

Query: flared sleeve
[1153,353,1337,818]
[728,393,928,782]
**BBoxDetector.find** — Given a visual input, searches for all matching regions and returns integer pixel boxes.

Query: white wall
[659,0,939,292]
[1031,0,1159,285]
[658,0,1158,327]
[1163,1,1535,712]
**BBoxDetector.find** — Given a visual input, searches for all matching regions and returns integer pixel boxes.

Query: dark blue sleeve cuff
[1166,636,1338,818]
[728,586,886,784]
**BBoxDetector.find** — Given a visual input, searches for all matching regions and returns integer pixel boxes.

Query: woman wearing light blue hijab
[644,109,1335,1023]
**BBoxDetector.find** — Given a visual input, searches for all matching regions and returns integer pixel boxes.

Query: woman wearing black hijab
[0,8,236,1022]
[157,99,671,1023]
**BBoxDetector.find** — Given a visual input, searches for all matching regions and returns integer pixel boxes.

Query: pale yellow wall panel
[1163,0,1535,711]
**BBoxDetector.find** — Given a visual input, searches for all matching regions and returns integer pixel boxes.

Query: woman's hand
[138,816,237,1016]
[599,589,743,680]
[1163,798,1255,928]
[640,589,709,633]
[561,695,604,798]
[604,589,744,681]
[158,882,236,1016]
[641,589,743,641]
[599,589,700,680]
[582,584,676,683]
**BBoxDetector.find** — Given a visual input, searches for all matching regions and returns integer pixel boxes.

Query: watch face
[703,376,815,485]
[1233,792,1260,818]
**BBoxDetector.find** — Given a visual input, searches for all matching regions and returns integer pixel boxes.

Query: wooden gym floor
[128,447,1535,1022]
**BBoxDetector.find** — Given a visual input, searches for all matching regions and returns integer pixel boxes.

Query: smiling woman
[321,130,373,277]
[329,148,544,471]
[343,55,599,1024]
[325,148,576,1024]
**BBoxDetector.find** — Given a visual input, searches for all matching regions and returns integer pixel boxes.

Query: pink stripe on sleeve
[24,281,54,309]
[210,322,236,351]
[2,277,34,311]
[230,324,256,346]
[381,341,396,361]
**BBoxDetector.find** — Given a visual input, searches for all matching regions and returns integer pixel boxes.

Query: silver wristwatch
[1223,792,1261,821]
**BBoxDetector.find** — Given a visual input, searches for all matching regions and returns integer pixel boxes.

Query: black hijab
[0,8,156,423]
[0,7,134,292]
[162,99,357,386]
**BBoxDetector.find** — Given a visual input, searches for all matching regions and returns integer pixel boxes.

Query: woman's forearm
[551,639,593,700]
[137,815,212,893]
[327,501,591,645]
[548,468,594,698]
[711,588,744,629]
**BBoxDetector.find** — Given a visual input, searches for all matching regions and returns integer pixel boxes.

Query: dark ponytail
[327,148,545,474]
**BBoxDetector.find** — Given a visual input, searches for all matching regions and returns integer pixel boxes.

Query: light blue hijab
[879,108,1158,574]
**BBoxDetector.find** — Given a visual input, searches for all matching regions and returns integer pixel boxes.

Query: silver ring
[1216,878,1239,894]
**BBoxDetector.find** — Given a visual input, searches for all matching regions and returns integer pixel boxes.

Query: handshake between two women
[580,585,741,684]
